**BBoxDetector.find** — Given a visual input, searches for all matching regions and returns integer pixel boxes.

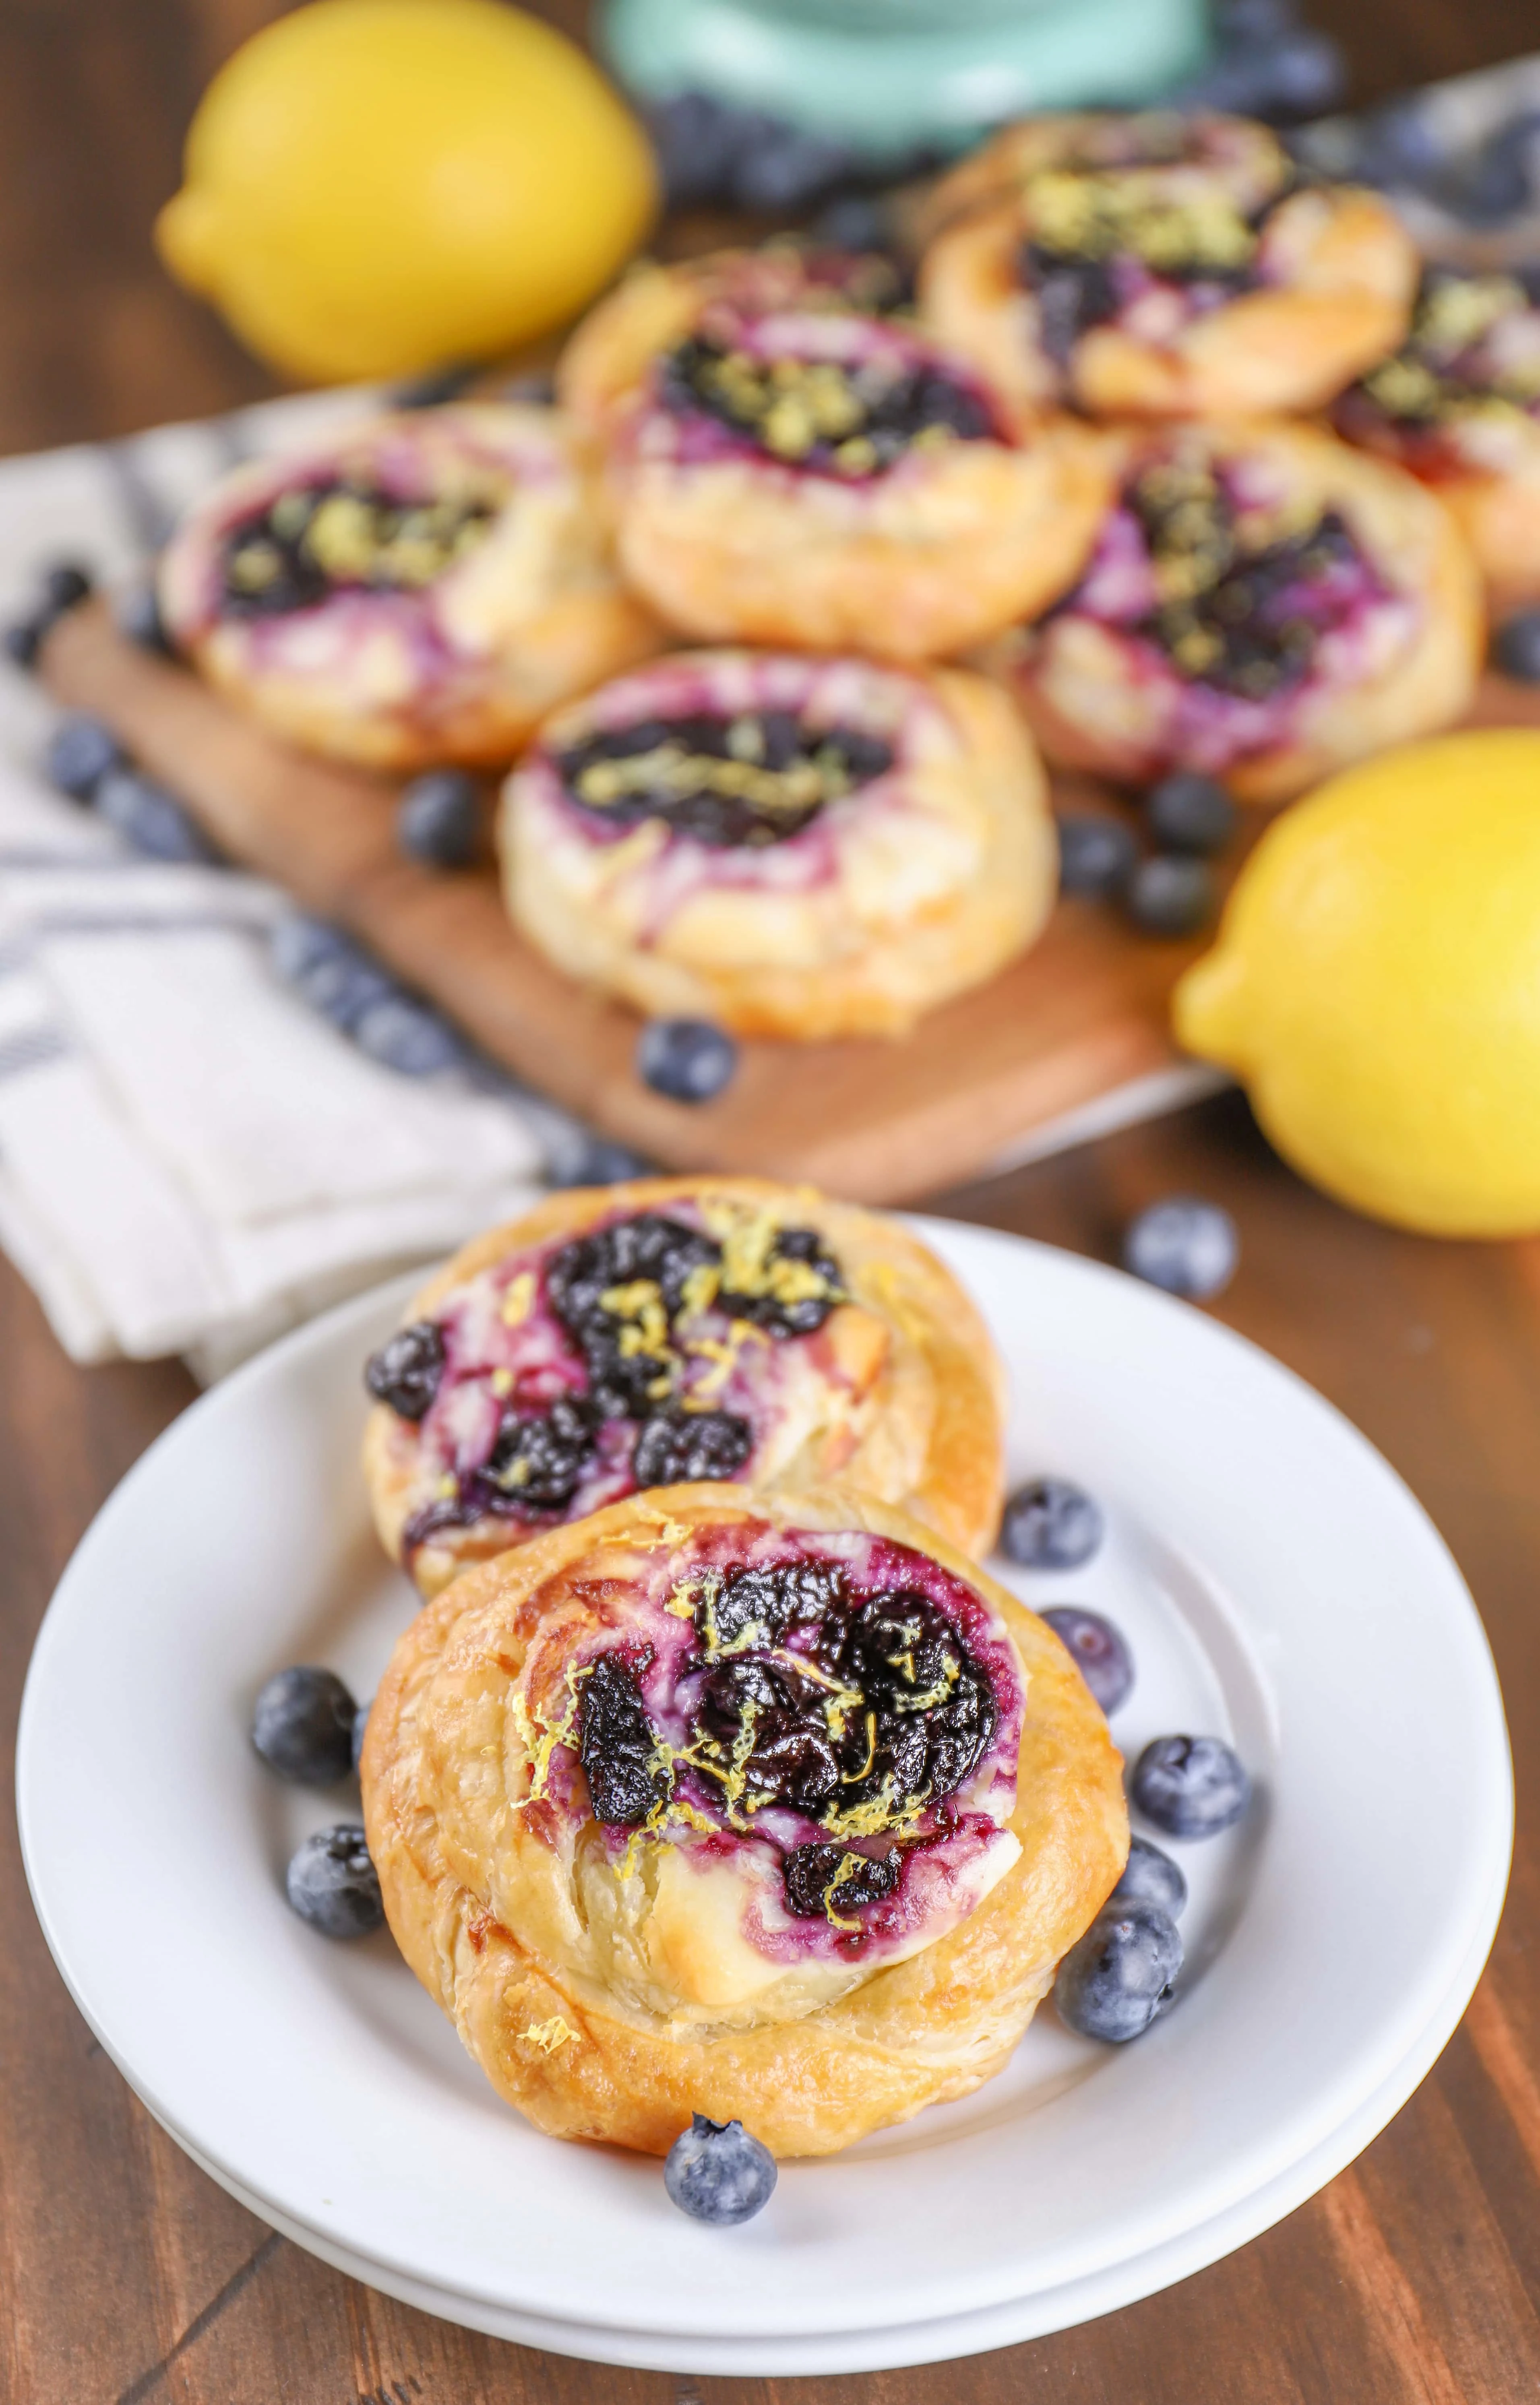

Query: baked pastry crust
[980,419,1483,804]
[918,112,1416,421]
[158,404,659,769]
[364,1176,1007,1595]
[360,1483,1128,2157]
[558,244,1110,661]
[500,649,1057,1038]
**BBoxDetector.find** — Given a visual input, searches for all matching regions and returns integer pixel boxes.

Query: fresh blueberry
[637,1017,738,1103]
[1000,1476,1104,1571]
[41,561,93,616]
[392,362,477,409]
[734,124,856,213]
[1143,773,1235,857]
[645,90,745,208]
[1123,1196,1238,1301]
[1057,812,1139,899]
[1133,1734,1251,1838]
[810,193,896,254]
[1111,1834,1188,1918]
[1492,610,1540,683]
[351,1700,371,1772]
[95,768,221,862]
[1213,0,1297,39]
[353,994,464,1076]
[285,1824,385,1938]
[270,913,353,987]
[1040,1607,1135,1715]
[1056,1899,1182,2041]
[1440,114,1540,226]
[277,926,396,1027]
[44,712,123,802]
[664,2113,778,2225]
[4,612,46,670]
[115,579,174,656]
[1125,854,1216,937]
[548,1131,652,1188]
[397,768,481,868]
[1354,97,1445,190]
[252,1665,359,1786]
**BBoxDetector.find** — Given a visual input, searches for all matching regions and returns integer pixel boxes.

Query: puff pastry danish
[918,112,1416,421]
[363,1177,1005,1596]
[500,647,1056,1039]
[980,419,1482,804]
[158,404,659,769]
[1334,266,1540,614]
[558,243,1110,661]
[360,1483,1128,2156]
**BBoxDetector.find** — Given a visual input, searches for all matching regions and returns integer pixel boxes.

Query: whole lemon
[155,0,657,383]
[1174,730,1540,1237]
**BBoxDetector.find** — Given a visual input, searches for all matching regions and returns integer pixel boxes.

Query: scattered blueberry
[810,192,896,254]
[353,994,464,1076]
[95,767,221,862]
[1176,23,1344,118]
[1212,0,1297,38]
[1353,97,1445,191]
[1000,1476,1104,1571]
[1056,1898,1182,2041]
[1125,854,1216,938]
[1123,1196,1238,1301]
[285,937,396,1029]
[1111,1834,1188,1918]
[1132,1734,1251,1839]
[637,1017,738,1104]
[1492,610,1540,684]
[734,125,856,214]
[44,712,123,802]
[351,1700,371,1773]
[252,1665,359,1786]
[1057,812,1139,899]
[1143,773,1236,857]
[116,579,174,656]
[1438,113,1540,227]
[4,612,45,670]
[645,87,857,212]
[548,1131,652,1188]
[365,1318,446,1419]
[271,913,352,987]
[397,769,481,868]
[41,561,93,616]
[664,2114,778,2225]
[1040,1607,1135,1716]
[393,362,478,409]
[285,1824,385,1938]
[645,90,745,208]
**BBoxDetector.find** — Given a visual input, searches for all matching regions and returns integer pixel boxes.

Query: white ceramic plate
[18,1223,1512,2375]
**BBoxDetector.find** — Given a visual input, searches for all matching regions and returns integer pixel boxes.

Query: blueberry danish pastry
[1334,267,1540,614]
[363,1176,1005,1596]
[360,1483,1127,2155]
[158,405,659,769]
[981,421,1481,804]
[558,244,1110,660]
[500,648,1056,1038]
[919,112,1416,421]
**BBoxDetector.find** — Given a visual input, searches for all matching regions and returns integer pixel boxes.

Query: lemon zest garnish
[435,1473,458,1499]
[822,1852,875,1934]
[664,1580,698,1620]
[523,2015,576,2054]
[841,1710,878,1784]
[490,1367,514,1398]
[500,1271,536,1326]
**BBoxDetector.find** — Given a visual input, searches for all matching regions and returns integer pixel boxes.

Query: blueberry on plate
[353,994,464,1077]
[1123,1196,1238,1301]
[1133,1734,1251,1838]
[397,768,481,868]
[4,612,46,670]
[252,1665,359,1786]
[45,712,123,802]
[115,579,174,656]
[1492,610,1540,684]
[270,913,352,988]
[664,2114,778,2225]
[41,561,94,616]
[645,90,744,208]
[1040,1606,1134,1715]
[285,1824,385,1938]
[1111,1833,1188,1918]
[365,1319,446,1419]
[95,768,221,863]
[1056,812,1139,899]
[1000,1476,1104,1571]
[1143,773,1236,857]
[1125,853,1216,938]
[1056,1898,1182,2041]
[733,123,855,213]
[637,1017,738,1104]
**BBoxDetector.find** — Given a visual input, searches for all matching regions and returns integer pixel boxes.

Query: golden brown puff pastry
[363,1176,1005,1598]
[978,419,1483,806]
[1334,266,1540,615]
[499,648,1056,1039]
[361,1483,1128,2157]
[918,112,1416,421]
[557,242,1111,661]
[157,405,660,770]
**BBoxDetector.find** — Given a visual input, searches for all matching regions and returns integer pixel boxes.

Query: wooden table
[3,6,1538,2400]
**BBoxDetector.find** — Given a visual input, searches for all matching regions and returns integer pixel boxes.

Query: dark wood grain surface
[3,5,1539,2401]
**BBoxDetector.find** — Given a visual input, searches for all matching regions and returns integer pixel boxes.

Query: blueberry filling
[1017,172,1288,364]
[556,709,894,848]
[365,1320,445,1419]
[219,476,496,616]
[1337,267,1540,439]
[782,1839,901,1919]
[632,1405,753,1487]
[657,334,996,474]
[485,1394,601,1510]
[579,1650,668,1826]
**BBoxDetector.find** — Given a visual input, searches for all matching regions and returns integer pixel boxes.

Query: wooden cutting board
[38,600,1540,1203]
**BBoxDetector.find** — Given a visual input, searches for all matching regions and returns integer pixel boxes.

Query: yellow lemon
[1174,729,1540,1237]
[156,0,657,383]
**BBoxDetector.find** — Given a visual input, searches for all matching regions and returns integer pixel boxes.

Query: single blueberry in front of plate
[285,1825,385,1938]
[637,1017,738,1103]
[1125,853,1216,937]
[664,2114,778,2224]
[1492,610,1540,684]
[95,768,221,863]
[41,561,94,616]
[1057,812,1140,898]
[45,712,123,802]
[1000,1476,1104,1570]
[1133,1734,1251,1837]
[1040,1606,1135,1715]
[1143,773,1236,857]
[397,769,481,869]
[353,995,465,1077]
[252,1665,359,1786]
[1111,1833,1189,1918]
[1123,1196,1238,1300]
[1056,1899,1182,2041]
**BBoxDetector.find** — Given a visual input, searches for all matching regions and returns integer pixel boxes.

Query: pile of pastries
[160,110,1534,1038]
